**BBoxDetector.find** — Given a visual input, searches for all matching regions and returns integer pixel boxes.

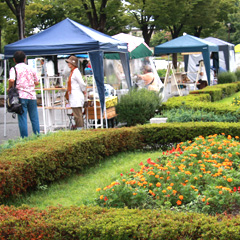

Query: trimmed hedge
[1,123,240,238]
[1,122,240,202]
[1,205,240,239]
[190,82,240,102]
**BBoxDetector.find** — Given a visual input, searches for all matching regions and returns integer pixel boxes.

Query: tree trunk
[194,26,202,38]
[82,0,107,33]
[168,24,184,69]
[141,24,155,45]
[4,0,26,40]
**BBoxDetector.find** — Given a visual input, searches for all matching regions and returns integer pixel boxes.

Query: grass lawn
[217,91,240,104]
[4,150,161,209]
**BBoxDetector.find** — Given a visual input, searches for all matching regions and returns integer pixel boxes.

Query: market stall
[3,18,131,136]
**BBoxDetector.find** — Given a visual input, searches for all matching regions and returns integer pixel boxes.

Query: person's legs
[28,99,40,135]
[18,98,28,138]
[72,107,83,128]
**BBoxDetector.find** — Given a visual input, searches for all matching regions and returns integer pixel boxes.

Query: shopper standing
[8,51,40,138]
[65,56,87,130]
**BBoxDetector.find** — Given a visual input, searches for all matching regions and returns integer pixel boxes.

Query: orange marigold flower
[133,193,137,196]
[162,190,167,193]
[202,198,205,202]
[170,183,174,186]
[100,195,104,200]
[227,135,232,139]
[96,188,101,192]
[235,136,239,139]
[122,179,126,182]
[221,133,225,135]
[179,195,184,200]
[194,177,198,180]
[167,186,172,190]
[227,178,233,182]
[156,182,161,187]
[177,200,182,205]
[219,191,223,194]
[155,175,159,178]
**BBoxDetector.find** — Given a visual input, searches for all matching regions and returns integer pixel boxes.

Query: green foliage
[0,82,5,95]
[115,88,162,126]
[218,71,237,84]
[235,69,240,81]
[1,204,240,239]
[96,134,240,215]
[160,107,239,123]
[232,96,240,106]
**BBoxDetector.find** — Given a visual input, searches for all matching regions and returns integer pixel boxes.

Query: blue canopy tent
[154,34,219,85]
[4,18,132,114]
[204,37,235,72]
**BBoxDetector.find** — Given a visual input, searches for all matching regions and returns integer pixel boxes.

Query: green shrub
[115,88,162,126]
[1,205,240,239]
[0,82,6,95]
[218,71,237,84]
[160,107,239,122]
[235,69,240,81]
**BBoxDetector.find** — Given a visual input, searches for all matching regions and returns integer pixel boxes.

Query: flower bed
[96,134,240,215]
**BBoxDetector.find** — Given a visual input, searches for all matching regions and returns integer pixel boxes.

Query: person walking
[65,56,87,130]
[8,51,40,138]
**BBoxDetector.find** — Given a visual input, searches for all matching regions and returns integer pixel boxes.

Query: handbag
[6,67,24,118]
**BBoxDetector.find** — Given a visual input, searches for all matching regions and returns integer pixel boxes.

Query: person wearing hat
[65,56,87,130]
[137,66,159,91]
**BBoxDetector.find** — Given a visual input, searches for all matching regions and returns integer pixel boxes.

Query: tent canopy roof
[105,33,152,59]
[4,18,128,58]
[154,34,219,55]
[204,37,234,51]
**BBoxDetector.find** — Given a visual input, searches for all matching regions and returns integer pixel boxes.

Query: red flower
[147,158,155,165]
[206,202,210,205]
[104,196,108,201]
[139,162,143,165]
[233,187,237,192]
[238,187,240,193]
[120,173,123,176]
[130,168,135,172]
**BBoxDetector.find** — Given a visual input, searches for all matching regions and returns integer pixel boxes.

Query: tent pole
[4,59,7,137]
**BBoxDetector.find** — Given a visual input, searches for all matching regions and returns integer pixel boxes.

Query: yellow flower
[162,190,167,193]
[167,186,172,190]
[122,179,126,182]
[96,188,101,192]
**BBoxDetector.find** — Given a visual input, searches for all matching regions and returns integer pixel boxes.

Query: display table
[86,96,118,128]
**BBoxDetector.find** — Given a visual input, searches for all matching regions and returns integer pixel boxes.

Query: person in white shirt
[65,56,87,130]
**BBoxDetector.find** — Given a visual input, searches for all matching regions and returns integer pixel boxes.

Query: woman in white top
[65,56,87,130]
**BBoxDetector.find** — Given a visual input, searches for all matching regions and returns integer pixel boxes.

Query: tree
[4,0,26,39]
[125,0,159,45]
[184,0,236,37]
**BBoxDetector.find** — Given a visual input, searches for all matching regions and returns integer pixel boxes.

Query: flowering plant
[95,134,240,214]
[232,96,240,106]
